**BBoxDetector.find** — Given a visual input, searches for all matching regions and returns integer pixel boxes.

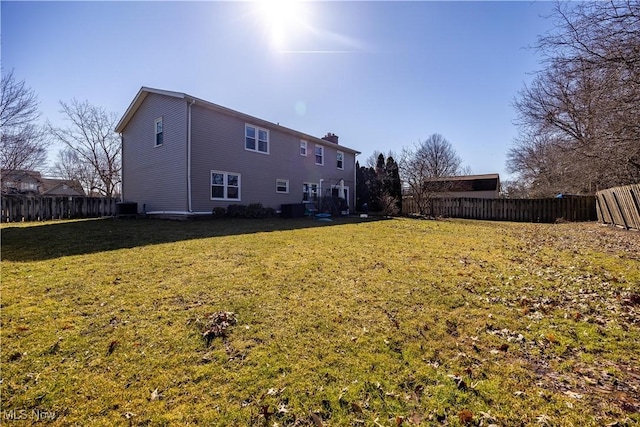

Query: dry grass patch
[1,217,638,426]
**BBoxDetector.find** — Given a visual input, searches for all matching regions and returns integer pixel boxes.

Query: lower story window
[331,185,349,201]
[276,179,289,193]
[303,182,318,201]
[211,170,241,200]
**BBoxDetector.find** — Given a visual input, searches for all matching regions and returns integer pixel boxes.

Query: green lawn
[1,217,639,426]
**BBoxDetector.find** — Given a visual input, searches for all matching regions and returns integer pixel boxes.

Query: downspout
[354,152,359,212]
[187,99,195,212]
[119,133,124,202]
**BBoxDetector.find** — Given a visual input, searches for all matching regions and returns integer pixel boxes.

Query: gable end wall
[121,93,188,212]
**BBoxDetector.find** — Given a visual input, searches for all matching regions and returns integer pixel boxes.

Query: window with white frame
[276,179,289,194]
[300,140,307,156]
[154,117,163,147]
[211,170,241,200]
[245,124,269,154]
[336,151,344,169]
[315,145,324,165]
[303,182,318,201]
[331,185,349,201]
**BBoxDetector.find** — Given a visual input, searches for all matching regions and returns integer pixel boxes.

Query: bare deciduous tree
[399,133,463,216]
[0,70,48,174]
[48,99,121,197]
[50,147,101,195]
[509,1,640,194]
[499,179,530,199]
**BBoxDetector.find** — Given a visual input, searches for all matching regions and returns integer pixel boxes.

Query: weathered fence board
[596,184,640,231]
[1,195,117,222]
[402,196,597,223]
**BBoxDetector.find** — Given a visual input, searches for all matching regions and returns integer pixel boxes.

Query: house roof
[40,178,85,196]
[115,87,361,155]
[1,169,42,180]
[1,170,85,196]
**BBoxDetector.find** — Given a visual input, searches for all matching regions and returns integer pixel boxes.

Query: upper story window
[245,124,269,154]
[337,151,344,170]
[21,182,37,191]
[300,140,307,156]
[211,170,241,201]
[315,145,324,166]
[155,117,163,147]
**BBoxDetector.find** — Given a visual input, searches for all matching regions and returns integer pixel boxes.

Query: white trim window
[211,170,241,201]
[245,124,269,154]
[154,117,163,147]
[276,179,289,194]
[336,151,344,170]
[300,140,307,156]
[331,185,349,201]
[303,182,318,201]
[315,145,324,166]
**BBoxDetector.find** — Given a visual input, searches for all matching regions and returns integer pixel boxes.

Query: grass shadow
[1,216,388,262]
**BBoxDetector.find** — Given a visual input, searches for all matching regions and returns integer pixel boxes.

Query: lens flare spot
[294,101,307,116]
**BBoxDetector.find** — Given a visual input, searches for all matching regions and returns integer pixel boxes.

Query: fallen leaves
[310,412,323,426]
[260,405,275,421]
[447,374,468,391]
[106,340,118,355]
[8,351,22,362]
[200,311,237,346]
[563,390,583,399]
[457,409,473,425]
[150,388,162,401]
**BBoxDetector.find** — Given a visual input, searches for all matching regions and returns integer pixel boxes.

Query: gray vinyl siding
[190,105,356,211]
[121,93,188,213]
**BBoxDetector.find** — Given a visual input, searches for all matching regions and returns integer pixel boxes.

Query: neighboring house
[1,170,85,196]
[115,87,360,216]
[422,174,501,199]
[40,178,86,196]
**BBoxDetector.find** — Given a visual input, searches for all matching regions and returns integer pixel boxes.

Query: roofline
[115,87,361,155]
[428,173,500,182]
[115,87,186,133]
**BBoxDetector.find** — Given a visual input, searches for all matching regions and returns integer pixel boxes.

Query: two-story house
[1,169,85,196]
[115,87,360,216]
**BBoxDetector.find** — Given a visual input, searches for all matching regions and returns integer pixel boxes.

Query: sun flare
[258,0,309,51]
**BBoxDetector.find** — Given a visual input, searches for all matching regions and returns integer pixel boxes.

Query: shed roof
[424,174,500,192]
[115,87,360,155]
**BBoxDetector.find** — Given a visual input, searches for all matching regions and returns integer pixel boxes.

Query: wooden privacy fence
[596,184,640,231]
[402,196,597,223]
[1,195,117,222]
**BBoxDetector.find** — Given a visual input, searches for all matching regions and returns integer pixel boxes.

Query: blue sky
[1,1,556,178]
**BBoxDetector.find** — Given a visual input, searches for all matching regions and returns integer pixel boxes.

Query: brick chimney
[321,132,339,144]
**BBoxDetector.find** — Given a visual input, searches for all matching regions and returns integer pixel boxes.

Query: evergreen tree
[375,153,386,176]
[384,156,402,213]
[355,161,370,211]
[357,152,405,214]
[367,169,381,211]
[368,153,385,211]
